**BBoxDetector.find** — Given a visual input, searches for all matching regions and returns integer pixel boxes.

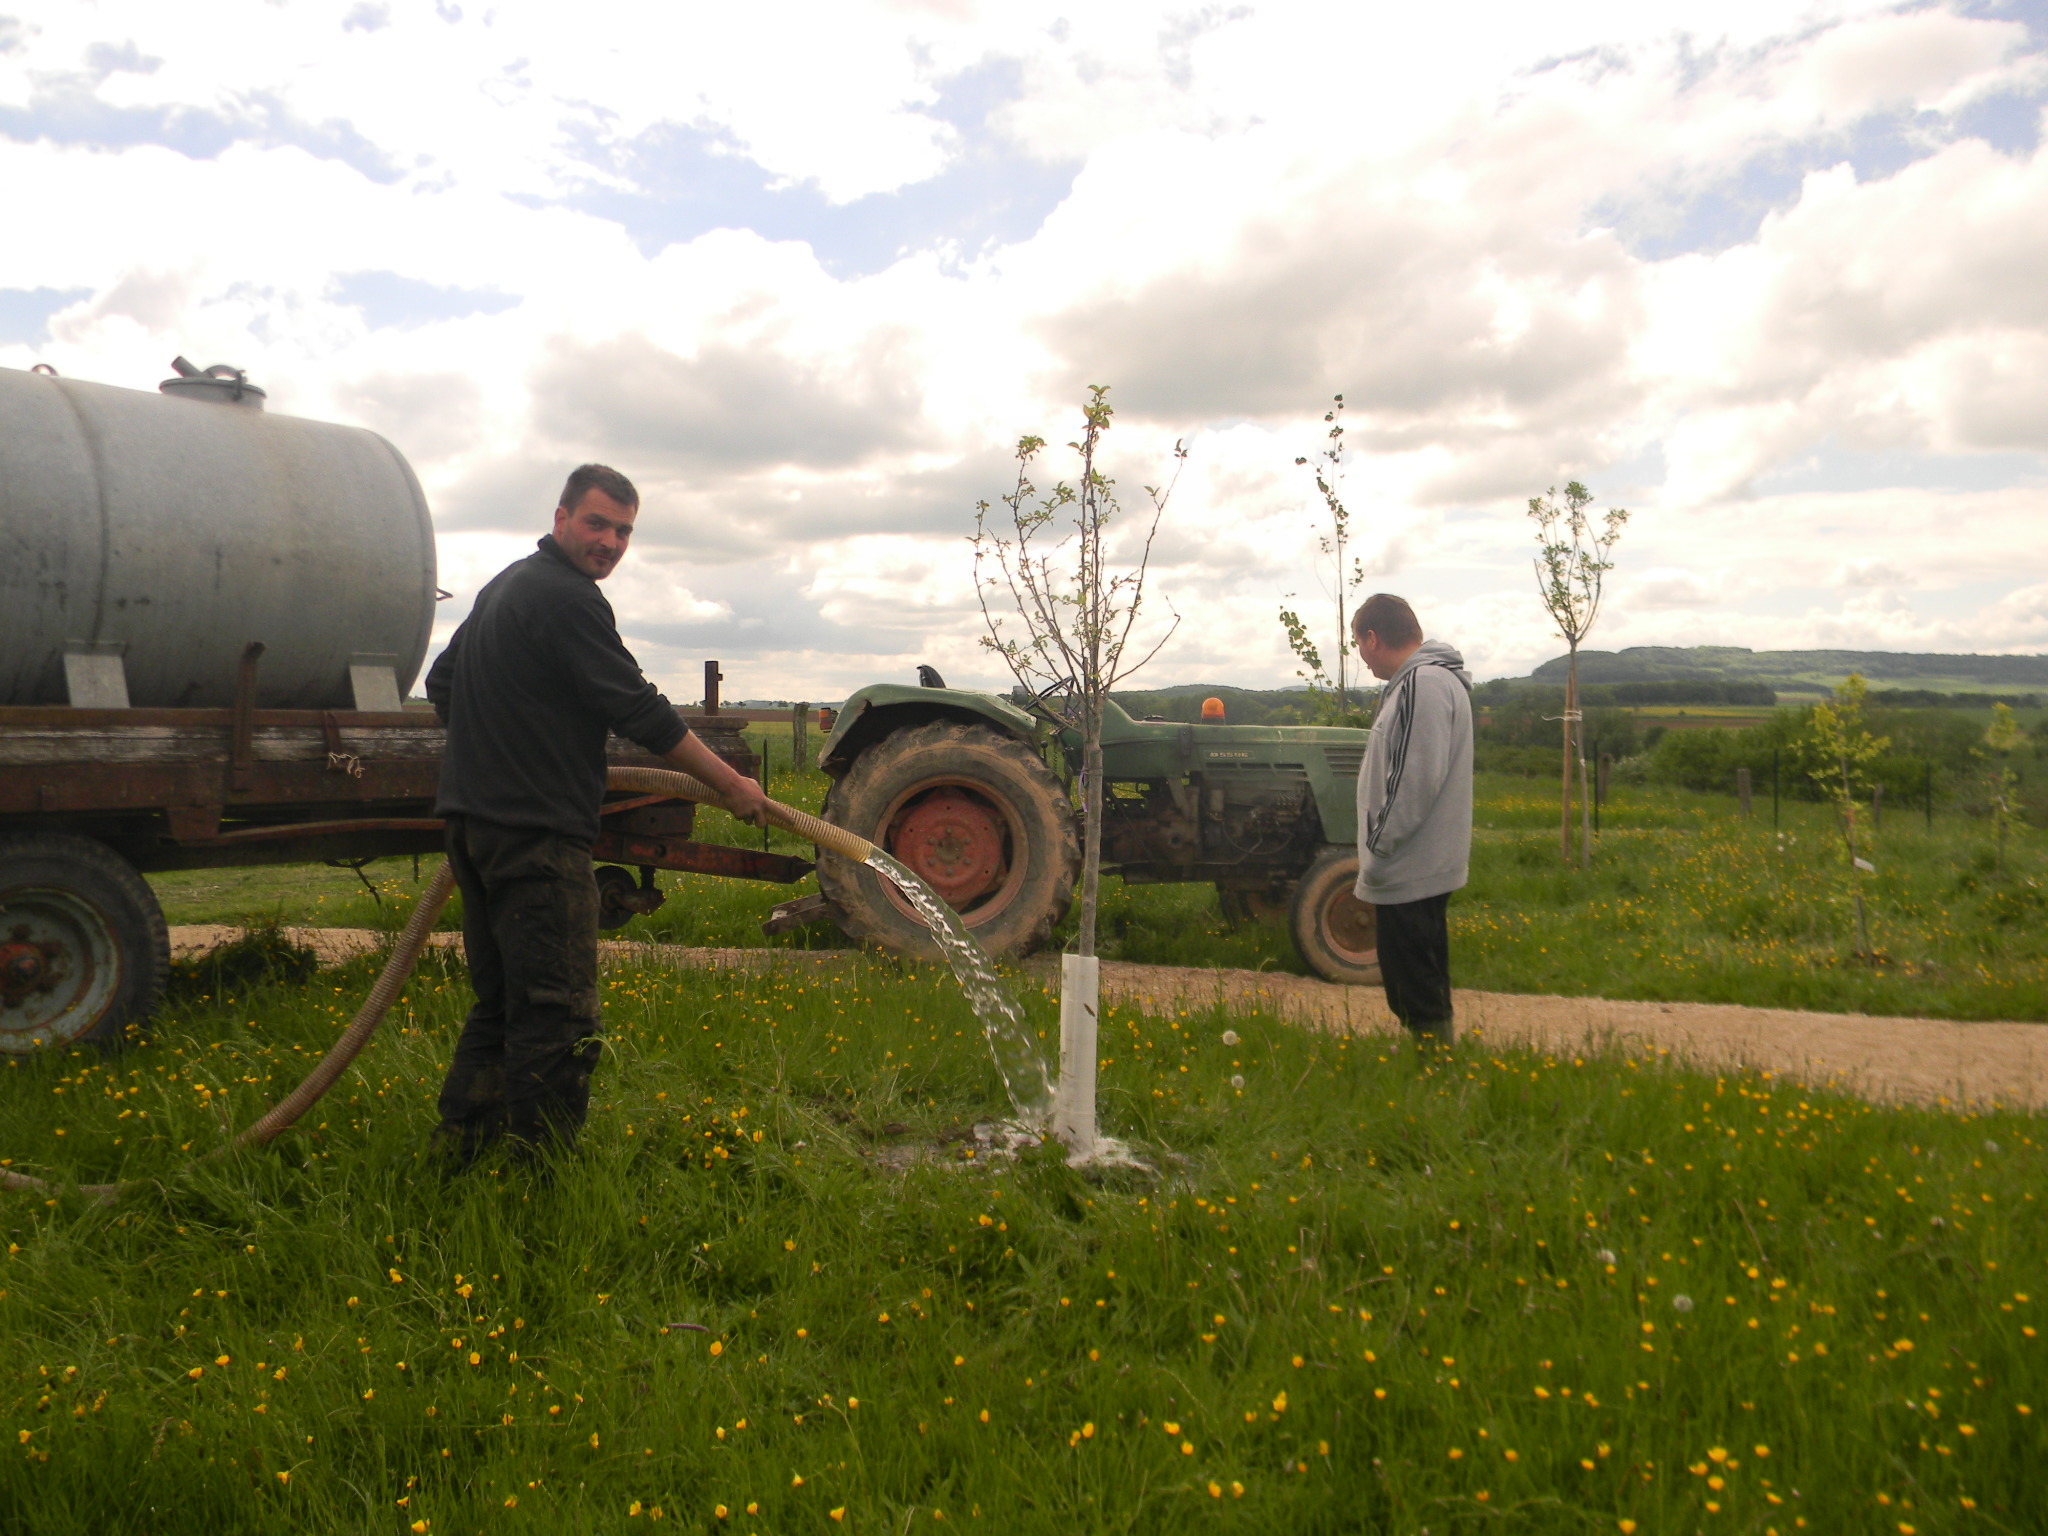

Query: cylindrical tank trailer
[0,366,783,1056]
[0,359,438,710]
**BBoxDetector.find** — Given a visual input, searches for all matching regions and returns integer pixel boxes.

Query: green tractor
[797,671,1379,983]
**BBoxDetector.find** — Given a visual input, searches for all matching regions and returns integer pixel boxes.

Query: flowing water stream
[863,849,1055,1127]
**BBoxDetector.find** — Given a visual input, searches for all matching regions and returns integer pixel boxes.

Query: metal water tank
[0,362,436,709]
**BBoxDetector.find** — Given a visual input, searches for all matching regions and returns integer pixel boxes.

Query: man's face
[1355,628,1403,681]
[552,488,637,580]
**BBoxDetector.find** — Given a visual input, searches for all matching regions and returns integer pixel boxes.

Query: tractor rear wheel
[817,721,1079,962]
[1288,847,1381,985]
[0,832,168,1053]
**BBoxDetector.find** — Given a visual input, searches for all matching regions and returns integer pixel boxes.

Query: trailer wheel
[1288,847,1381,985]
[0,833,168,1054]
[818,720,1079,961]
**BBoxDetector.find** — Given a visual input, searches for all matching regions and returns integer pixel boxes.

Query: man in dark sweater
[426,463,767,1159]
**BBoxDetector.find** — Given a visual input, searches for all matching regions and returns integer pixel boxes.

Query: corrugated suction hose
[0,767,851,1203]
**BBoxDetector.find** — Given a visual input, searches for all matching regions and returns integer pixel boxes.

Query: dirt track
[169,925,2047,1113]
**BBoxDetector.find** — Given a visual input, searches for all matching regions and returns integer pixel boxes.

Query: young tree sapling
[972,386,1183,1156]
[1528,481,1627,868]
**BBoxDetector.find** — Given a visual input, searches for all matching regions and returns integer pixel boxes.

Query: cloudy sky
[4,0,2045,700]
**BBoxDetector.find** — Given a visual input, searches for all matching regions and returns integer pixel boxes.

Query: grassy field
[3,936,2044,1534]
[148,737,2048,1023]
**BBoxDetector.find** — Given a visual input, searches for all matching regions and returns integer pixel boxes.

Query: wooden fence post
[792,702,809,776]
[1872,782,1883,830]
[1737,766,1753,818]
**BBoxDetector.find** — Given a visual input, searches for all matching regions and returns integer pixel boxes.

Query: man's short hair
[1352,593,1421,648]
[559,463,639,515]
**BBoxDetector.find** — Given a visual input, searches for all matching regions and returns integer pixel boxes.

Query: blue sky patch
[0,286,91,345]
[0,70,402,182]
[1751,443,2048,497]
[1953,86,2046,154]
[331,271,520,329]
[547,59,1080,276]
[1596,107,1962,260]
[1596,50,2048,262]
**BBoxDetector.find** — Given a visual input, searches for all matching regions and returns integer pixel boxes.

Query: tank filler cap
[159,355,267,409]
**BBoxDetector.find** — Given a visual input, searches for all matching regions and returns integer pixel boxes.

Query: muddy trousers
[436,815,603,1158]
[1375,892,1454,1044]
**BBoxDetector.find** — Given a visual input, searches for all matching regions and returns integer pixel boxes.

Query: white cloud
[1833,556,1906,588]
[2,0,2044,701]
[1632,567,1721,606]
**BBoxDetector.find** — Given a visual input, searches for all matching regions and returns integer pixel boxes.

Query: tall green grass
[2,951,2043,1533]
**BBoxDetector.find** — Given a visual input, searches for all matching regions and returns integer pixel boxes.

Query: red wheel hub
[1,927,62,1009]
[1320,888,1378,960]
[886,787,1008,907]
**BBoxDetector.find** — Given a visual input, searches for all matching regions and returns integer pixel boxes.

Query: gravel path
[169,925,2047,1113]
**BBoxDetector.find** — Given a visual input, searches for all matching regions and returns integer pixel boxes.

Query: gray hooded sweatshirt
[1354,639,1474,905]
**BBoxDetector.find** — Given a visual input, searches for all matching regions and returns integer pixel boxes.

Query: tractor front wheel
[1288,847,1381,985]
[817,721,1079,962]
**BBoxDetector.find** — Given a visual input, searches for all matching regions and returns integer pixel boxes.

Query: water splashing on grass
[864,849,1054,1127]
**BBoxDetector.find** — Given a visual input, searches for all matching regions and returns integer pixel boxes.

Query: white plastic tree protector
[1053,952,1100,1160]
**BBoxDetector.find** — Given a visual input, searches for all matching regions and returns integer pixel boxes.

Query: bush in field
[1644,704,1980,805]
[1646,711,1806,794]
[1876,707,1986,778]
[1474,692,1640,778]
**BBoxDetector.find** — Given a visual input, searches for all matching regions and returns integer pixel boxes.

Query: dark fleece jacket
[427,536,687,840]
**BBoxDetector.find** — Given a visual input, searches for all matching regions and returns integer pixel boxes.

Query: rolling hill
[1523,647,2048,696]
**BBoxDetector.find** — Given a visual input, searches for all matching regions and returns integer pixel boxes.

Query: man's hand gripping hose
[0,767,866,1202]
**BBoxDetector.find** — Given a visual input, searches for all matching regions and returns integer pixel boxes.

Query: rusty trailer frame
[0,702,804,880]
[0,700,807,1051]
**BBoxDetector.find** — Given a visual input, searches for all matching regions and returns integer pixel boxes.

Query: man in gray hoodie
[1352,594,1473,1045]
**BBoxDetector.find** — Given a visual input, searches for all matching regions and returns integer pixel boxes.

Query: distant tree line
[1528,644,2048,691]
[1475,678,2043,710]
[1104,678,2040,729]
[1475,678,1777,707]
[1867,689,2043,710]
[1475,694,2045,818]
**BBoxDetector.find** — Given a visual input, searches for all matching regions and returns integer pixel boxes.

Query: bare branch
[969,386,1185,960]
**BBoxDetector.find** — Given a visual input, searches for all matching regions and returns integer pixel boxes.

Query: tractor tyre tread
[1288,845,1382,986]
[817,720,1078,962]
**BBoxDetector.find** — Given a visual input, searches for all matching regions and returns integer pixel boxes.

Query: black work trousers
[437,815,603,1158]
[1375,891,1454,1044]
